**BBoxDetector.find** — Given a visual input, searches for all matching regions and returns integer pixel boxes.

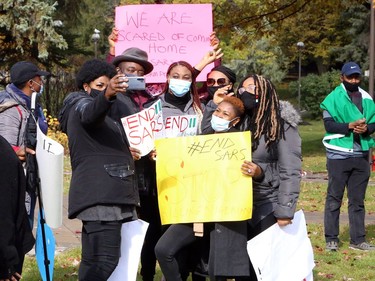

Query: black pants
[155,223,207,281]
[324,157,370,244]
[139,195,162,281]
[79,220,122,281]
[155,224,198,281]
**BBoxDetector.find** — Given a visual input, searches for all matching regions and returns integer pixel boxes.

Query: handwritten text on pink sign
[115,4,213,83]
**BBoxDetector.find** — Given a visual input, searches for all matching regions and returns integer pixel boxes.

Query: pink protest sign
[115,4,213,83]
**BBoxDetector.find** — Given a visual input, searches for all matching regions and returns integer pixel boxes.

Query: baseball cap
[112,47,154,75]
[341,62,362,76]
[10,61,50,86]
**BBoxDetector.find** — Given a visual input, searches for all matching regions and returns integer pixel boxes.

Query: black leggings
[155,223,198,281]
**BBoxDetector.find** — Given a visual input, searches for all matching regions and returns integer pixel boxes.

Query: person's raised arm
[194,32,223,73]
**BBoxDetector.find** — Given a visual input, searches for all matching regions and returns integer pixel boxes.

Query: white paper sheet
[108,219,149,281]
[247,210,315,281]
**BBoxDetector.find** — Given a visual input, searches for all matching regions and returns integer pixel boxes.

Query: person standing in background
[321,62,375,252]
[0,61,50,228]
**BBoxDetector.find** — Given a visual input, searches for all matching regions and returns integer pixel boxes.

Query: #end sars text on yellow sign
[155,131,252,225]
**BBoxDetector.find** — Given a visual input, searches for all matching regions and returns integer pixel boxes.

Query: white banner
[121,100,163,156]
[108,220,149,281]
[247,210,315,281]
[121,100,198,155]
[36,125,64,229]
[163,115,198,138]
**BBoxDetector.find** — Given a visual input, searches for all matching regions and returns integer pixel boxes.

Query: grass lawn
[22,118,375,280]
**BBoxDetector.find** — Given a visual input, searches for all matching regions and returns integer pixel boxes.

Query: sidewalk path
[50,174,375,250]
[52,195,81,249]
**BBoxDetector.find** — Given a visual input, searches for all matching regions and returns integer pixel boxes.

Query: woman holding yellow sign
[202,74,302,280]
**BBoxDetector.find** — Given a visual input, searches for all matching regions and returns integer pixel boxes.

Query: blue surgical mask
[39,85,44,95]
[211,115,238,132]
[169,79,191,97]
[31,80,44,95]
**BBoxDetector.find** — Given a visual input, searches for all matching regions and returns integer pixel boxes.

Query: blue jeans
[79,220,122,281]
[324,157,370,244]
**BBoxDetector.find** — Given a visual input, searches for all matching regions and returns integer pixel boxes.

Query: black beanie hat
[210,65,236,84]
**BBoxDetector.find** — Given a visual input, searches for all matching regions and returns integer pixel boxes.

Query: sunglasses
[207,78,229,87]
[238,85,256,95]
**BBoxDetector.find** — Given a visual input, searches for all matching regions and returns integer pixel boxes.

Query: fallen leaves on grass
[317,272,334,278]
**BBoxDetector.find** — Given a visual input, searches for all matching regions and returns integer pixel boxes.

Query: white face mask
[169,78,191,97]
[210,115,238,132]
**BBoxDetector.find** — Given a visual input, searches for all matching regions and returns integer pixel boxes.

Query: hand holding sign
[130,146,142,161]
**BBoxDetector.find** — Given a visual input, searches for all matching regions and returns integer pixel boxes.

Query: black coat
[0,136,35,278]
[59,91,139,219]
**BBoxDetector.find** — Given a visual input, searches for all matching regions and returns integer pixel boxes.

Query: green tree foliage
[289,70,341,119]
[69,0,117,58]
[228,35,289,83]
[275,0,370,74]
[335,2,371,69]
[0,0,68,65]
[210,0,310,80]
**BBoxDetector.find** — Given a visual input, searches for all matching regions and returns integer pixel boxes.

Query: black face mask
[207,86,222,97]
[343,80,360,92]
[240,91,258,111]
[89,89,103,98]
[207,85,233,97]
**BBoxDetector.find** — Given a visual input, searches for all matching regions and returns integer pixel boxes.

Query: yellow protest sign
[155,131,252,225]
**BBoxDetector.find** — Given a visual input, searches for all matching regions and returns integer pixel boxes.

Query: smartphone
[127,76,146,90]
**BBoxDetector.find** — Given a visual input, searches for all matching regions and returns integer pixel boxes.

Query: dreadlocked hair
[246,75,284,151]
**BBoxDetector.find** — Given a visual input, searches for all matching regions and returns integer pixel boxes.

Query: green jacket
[320,84,375,152]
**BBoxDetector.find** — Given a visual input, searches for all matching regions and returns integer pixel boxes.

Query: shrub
[289,70,341,119]
[44,109,69,154]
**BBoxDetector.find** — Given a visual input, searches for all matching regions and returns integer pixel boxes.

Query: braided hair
[238,74,284,151]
